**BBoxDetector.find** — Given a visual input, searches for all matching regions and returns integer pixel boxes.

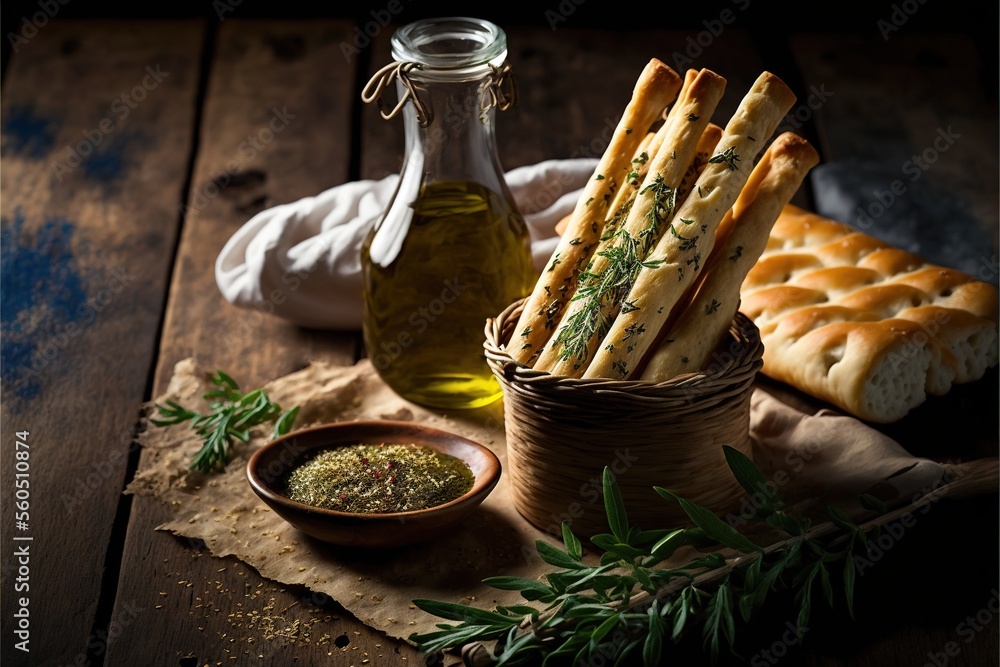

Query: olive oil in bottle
[362,179,534,409]
[360,17,534,409]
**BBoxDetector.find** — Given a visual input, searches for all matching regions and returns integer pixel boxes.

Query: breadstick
[534,68,728,375]
[600,130,661,237]
[550,73,697,245]
[509,59,682,365]
[676,123,723,206]
[639,132,820,381]
[663,68,699,123]
[554,212,572,237]
[584,71,797,379]
[555,131,659,236]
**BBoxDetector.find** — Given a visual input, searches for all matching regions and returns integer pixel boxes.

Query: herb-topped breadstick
[640,132,820,381]
[534,68,728,375]
[584,71,797,379]
[677,122,723,206]
[552,129,658,240]
[597,130,662,241]
[553,123,722,287]
[509,59,682,365]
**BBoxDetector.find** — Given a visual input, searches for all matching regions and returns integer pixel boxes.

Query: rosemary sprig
[550,174,676,367]
[150,370,299,473]
[409,446,890,666]
[708,146,741,171]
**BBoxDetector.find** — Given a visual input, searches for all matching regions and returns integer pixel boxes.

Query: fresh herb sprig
[150,370,299,473]
[409,446,891,666]
[551,174,675,369]
[708,146,741,171]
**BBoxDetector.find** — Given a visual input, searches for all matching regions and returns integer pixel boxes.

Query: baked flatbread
[740,204,999,422]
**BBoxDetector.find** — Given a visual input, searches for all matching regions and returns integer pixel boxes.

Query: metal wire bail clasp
[480,62,517,118]
[361,61,432,127]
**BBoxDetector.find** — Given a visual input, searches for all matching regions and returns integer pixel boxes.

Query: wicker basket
[483,298,765,538]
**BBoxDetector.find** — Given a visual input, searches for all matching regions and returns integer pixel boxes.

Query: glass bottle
[360,17,535,410]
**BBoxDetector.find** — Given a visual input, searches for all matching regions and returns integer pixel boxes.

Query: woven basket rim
[485,298,763,537]
[483,298,764,395]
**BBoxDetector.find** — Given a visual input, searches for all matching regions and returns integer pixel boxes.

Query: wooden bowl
[246,421,501,548]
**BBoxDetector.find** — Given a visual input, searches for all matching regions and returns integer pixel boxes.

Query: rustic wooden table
[2,8,997,667]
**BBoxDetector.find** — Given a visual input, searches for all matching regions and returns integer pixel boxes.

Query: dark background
[2,0,998,86]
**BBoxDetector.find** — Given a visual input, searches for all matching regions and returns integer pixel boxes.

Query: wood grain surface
[103,19,371,667]
[1,12,996,667]
[0,20,204,667]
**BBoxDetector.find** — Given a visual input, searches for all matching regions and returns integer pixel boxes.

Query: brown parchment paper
[126,357,965,654]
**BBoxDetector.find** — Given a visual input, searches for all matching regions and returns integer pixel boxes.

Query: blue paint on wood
[64,128,147,188]
[1,211,91,400]
[1,105,56,158]
[80,140,125,182]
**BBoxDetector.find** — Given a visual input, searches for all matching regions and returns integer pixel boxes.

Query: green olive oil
[362,179,535,409]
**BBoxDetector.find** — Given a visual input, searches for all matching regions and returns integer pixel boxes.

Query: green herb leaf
[411,599,519,626]
[826,504,858,534]
[708,146,741,171]
[536,540,589,570]
[151,370,298,473]
[591,614,620,643]
[843,539,857,620]
[766,511,806,536]
[655,487,763,554]
[273,406,300,438]
[591,533,647,562]
[723,445,778,512]
[643,601,665,666]
[818,562,834,608]
[670,588,692,641]
[603,468,630,543]
[563,522,583,561]
[614,638,643,667]
[860,493,887,514]
[649,529,687,561]
[483,576,554,601]
[150,400,199,427]
[495,604,541,620]
[703,582,734,664]
[737,593,755,624]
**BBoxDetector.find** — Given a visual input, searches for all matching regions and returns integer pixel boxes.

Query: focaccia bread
[740,204,999,423]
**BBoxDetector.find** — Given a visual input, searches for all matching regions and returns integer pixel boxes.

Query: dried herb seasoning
[282,443,474,514]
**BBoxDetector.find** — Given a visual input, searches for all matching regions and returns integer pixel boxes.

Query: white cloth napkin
[214,158,599,330]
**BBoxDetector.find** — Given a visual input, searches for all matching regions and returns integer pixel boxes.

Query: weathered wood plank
[0,19,204,667]
[105,19,374,667]
[151,17,364,416]
[362,25,771,180]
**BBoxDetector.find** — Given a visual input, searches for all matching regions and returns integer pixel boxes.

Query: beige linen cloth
[126,356,997,660]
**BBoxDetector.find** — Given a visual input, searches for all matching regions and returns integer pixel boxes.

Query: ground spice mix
[282,443,474,514]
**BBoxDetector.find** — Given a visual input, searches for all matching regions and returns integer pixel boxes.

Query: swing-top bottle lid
[391,17,508,81]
